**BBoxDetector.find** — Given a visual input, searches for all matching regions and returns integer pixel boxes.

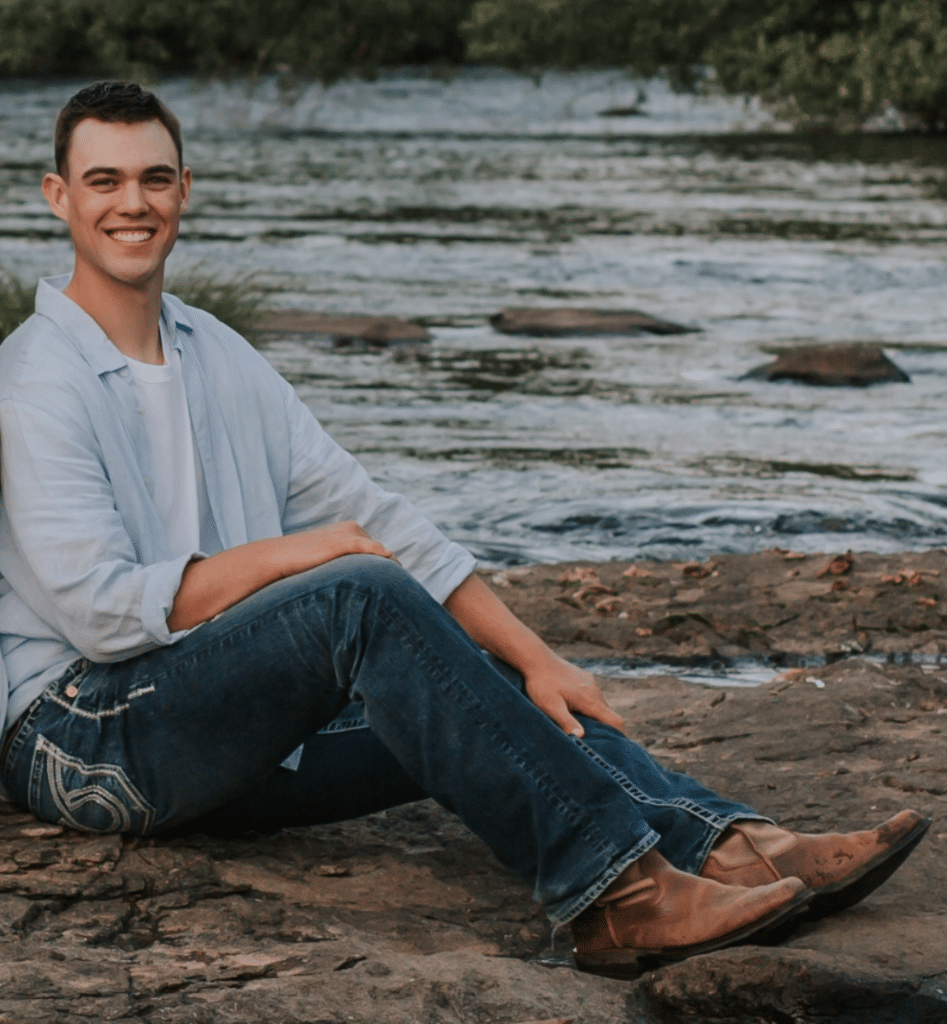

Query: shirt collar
[35,275,193,375]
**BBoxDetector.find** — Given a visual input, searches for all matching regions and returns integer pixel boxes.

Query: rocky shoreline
[1,549,946,1023]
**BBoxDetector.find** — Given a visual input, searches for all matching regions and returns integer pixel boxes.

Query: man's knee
[291,553,425,610]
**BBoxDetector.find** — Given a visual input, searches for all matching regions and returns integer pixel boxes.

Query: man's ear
[41,173,70,223]
[180,166,192,212]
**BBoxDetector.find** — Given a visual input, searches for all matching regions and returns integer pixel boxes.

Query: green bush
[0,272,270,344]
[3,0,947,127]
[462,0,709,88]
[0,0,474,81]
[168,270,270,344]
[463,0,947,128]
[704,0,947,129]
[0,275,34,342]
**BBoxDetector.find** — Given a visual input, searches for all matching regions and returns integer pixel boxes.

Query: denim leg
[2,555,657,923]
[571,717,768,875]
[181,703,428,835]
[486,654,768,875]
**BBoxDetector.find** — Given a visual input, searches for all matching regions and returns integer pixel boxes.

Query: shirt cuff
[140,552,206,645]
[422,545,478,605]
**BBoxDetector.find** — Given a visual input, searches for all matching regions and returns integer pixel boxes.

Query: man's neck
[64,265,165,365]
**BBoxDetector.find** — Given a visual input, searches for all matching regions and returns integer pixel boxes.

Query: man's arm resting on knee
[167,522,395,632]
[444,573,626,738]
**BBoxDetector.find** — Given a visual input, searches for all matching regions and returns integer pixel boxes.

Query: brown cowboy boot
[700,809,931,919]
[571,848,811,977]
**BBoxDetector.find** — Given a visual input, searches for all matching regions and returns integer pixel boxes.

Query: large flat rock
[744,343,910,387]
[490,307,693,337]
[259,311,430,349]
[486,548,947,664]
[2,551,946,1022]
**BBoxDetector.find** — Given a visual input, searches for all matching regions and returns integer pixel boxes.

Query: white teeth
[109,230,153,242]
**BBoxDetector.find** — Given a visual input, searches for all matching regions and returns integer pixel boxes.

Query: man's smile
[106,228,157,243]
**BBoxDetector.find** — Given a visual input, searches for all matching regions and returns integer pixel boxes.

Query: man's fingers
[570,689,627,734]
[541,696,585,738]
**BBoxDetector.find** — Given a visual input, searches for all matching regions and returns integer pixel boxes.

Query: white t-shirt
[124,326,216,558]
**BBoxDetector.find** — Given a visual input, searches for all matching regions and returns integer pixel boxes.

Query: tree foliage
[463,0,947,129]
[0,0,472,81]
[703,0,947,129]
[3,0,947,128]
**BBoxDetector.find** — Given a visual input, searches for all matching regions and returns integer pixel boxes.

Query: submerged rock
[260,311,429,350]
[744,343,910,387]
[490,307,693,337]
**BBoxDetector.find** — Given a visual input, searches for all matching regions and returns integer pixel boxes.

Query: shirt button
[119,368,129,378]
[138,406,145,415]
[143,476,151,486]
[65,684,79,698]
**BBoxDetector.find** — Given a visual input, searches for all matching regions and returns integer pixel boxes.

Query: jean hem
[544,830,660,926]
[690,812,776,875]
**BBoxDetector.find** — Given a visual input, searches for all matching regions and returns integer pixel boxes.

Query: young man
[0,82,930,976]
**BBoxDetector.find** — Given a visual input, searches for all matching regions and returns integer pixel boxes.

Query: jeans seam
[316,718,369,735]
[573,736,735,829]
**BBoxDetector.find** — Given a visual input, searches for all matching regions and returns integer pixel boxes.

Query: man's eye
[146,176,173,185]
[91,178,116,187]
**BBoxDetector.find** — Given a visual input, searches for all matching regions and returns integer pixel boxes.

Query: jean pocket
[28,734,155,834]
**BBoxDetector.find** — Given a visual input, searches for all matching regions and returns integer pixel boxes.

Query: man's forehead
[65,117,180,173]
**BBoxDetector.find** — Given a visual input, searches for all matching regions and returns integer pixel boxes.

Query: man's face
[42,118,191,291]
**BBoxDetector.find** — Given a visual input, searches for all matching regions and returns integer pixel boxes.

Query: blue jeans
[0,555,762,924]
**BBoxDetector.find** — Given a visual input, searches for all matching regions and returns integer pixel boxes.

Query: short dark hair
[54,81,183,177]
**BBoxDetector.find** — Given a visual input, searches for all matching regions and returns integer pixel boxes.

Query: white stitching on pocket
[30,735,155,834]
[48,683,156,721]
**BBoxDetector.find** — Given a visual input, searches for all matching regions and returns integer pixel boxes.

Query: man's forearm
[443,572,560,676]
[444,572,627,736]
[167,522,395,632]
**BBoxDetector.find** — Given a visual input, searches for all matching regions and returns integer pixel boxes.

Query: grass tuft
[0,272,271,346]
[166,270,271,345]
[0,275,36,341]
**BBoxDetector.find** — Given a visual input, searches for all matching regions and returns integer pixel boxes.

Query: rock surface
[743,343,910,386]
[490,307,693,337]
[487,548,947,665]
[259,311,430,350]
[2,550,947,1023]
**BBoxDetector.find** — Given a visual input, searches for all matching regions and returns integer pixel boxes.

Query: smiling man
[0,82,930,977]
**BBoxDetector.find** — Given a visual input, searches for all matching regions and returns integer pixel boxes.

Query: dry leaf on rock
[622,565,657,580]
[818,551,853,577]
[558,567,600,584]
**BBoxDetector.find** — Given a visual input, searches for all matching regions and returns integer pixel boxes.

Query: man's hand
[275,521,397,579]
[444,573,626,737]
[168,521,394,632]
[522,653,626,738]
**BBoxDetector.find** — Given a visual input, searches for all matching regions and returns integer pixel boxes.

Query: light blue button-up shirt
[0,277,476,735]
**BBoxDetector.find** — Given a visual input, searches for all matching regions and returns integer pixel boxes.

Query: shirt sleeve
[279,386,476,604]
[0,396,195,663]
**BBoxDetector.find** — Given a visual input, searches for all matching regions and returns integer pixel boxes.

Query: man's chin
[90,261,164,291]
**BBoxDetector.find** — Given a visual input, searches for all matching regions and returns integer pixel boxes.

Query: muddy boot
[571,848,811,977]
[700,809,932,919]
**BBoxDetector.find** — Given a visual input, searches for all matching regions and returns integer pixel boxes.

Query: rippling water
[3,72,947,565]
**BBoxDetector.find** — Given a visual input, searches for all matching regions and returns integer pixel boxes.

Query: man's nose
[116,180,148,214]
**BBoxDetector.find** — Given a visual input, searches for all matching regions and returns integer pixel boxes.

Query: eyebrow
[80,164,178,181]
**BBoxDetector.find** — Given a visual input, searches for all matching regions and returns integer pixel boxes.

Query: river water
[3,71,947,567]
